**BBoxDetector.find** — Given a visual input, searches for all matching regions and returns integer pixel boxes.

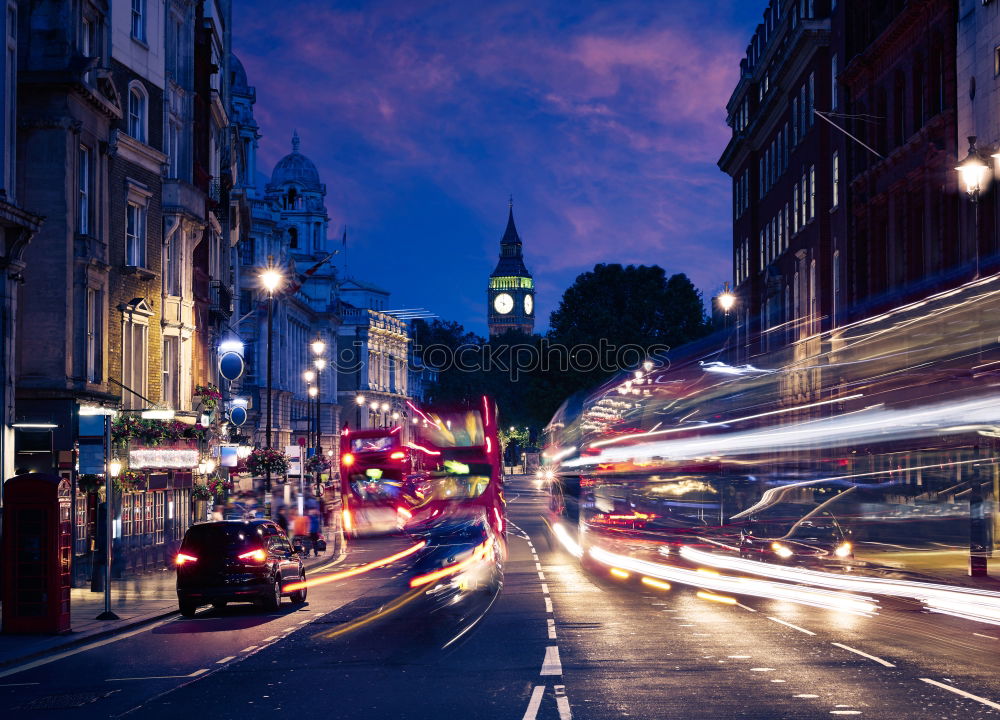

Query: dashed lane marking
[239,646,257,653]
[767,616,816,635]
[920,678,1000,711]
[554,684,572,720]
[973,633,997,640]
[538,571,546,581]
[107,668,208,682]
[831,643,895,668]
[216,656,235,664]
[545,597,553,613]
[547,618,557,639]
[535,562,542,571]
[541,583,549,594]
[262,636,278,642]
[540,646,563,676]
[521,685,545,720]
[736,603,757,612]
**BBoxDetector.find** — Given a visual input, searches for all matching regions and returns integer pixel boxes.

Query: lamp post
[97,455,122,620]
[380,402,389,429]
[303,369,316,452]
[355,394,365,429]
[957,136,990,279]
[718,281,736,325]
[313,354,326,457]
[260,267,283,501]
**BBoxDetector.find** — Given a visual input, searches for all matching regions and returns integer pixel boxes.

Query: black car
[176,520,307,617]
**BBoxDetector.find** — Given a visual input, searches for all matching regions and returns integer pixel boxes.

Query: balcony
[210,280,233,318]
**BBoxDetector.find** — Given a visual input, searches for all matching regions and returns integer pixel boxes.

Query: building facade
[237,126,341,459]
[488,203,535,336]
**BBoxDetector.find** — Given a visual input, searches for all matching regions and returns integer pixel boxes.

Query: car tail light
[238,548,267,563]
[342,453,355,467]
[390,451,405,460]
[175,553,198,566]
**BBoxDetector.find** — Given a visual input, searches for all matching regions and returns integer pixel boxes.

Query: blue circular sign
[229,406,248,427]
[219,351,245,381]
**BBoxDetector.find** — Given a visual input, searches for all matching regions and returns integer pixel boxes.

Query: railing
[210,280,233,317]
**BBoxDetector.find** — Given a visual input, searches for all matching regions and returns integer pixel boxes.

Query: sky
[235,0,765,335]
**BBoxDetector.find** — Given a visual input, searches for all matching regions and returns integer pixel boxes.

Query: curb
[0,541,349,672]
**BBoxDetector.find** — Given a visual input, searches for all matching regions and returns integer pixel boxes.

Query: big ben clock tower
[488,200,535,336]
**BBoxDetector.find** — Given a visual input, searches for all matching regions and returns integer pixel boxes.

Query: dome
[231,54,249,94]
[271,131,321,189]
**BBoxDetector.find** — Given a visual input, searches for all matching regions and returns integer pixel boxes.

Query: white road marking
[973,633,997,640]
[541,583,549,594]
[736,603,757,613]
[545,597,553,613]
[540,646,562,675]
[107,668,208,682]
[535,562,542,571]
[830,711,862,716]
[920,678,1000,711]
[554,684,572,720]
[547,618,557,639]
[0,616,174,679]
[298,618,310,624]
[262,635,278,642]
[831,643,895,668]
[767,616,816,635]
[771,679,786,683]
[728,655,752,659]
[795,694,820,698]
[216,656,235,664]
[240,645,257,653]
[521,685,546,720]
[749,668,774,672]
[538,571,546,581]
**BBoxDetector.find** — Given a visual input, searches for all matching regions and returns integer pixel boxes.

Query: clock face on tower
[494,292,514,315]
[524,294,533,315]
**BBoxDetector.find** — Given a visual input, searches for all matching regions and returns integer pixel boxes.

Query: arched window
[127,83,147,143]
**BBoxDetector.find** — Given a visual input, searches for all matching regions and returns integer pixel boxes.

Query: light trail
[283,541,426,592]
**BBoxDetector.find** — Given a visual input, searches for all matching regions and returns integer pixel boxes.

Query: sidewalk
[0,546,343,670]
[853,545,1000,590]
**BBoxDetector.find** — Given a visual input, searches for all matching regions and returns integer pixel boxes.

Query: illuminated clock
[524,294,533,315]
[493,292,514,314]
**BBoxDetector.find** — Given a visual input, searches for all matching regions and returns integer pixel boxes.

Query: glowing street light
[958,136,989,199]
[303,369,315,383]
[310,338,326,356]
[719,281,736,314]
[355,395,366,405]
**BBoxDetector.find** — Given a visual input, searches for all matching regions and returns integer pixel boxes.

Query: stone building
[236,121,341,456]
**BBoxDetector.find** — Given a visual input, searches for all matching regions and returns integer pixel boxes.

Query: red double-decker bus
[339,426,418,537]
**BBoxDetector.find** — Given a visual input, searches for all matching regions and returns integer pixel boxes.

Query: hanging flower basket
[191,483,213,501]
[305,455,331,473]
[207,477,229,497]
[112,416,210,447]
[114,469,146,493]
[194,384,223,411]
[78,474,104,494]
[245,448,290,476]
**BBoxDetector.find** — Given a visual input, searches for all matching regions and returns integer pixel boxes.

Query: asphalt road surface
[1,476,999,718]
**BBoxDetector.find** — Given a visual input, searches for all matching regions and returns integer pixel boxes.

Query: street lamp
[260,265,283,499]
[355,394,365,429]
[718,281,736,315]
[311,341,326,457]
[957,136,990,279]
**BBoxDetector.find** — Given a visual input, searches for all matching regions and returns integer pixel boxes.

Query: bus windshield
[351,435,395,453]
[419,411,485,448]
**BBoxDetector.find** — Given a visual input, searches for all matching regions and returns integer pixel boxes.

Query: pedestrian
[308,509,322,556]
[275,506,289,534]
[292,509,309,541]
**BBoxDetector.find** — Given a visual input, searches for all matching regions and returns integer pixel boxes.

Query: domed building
[233,68,342,463]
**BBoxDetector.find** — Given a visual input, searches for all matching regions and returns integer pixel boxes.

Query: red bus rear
[340,426,417,537]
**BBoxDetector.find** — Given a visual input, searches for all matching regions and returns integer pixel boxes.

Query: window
[289,227,298,248]
[128,85,146,142]
[792,97,799,144]
[78,145,90,235]
[167,121,179,178]
[793,184,800,233]
[164,229,181,296]
[995,45,1000,77]
[122,317,148,410]
[240,236,255,265]
[126,202,146,267]
[801,173,808,224]
[800,85,808,135]
[759,229,765,270]
[832,152,839,208]
[86,288,102,383]
[809,259,817,335]
[831,54,838,111]
[162,335,179,408]
[131,0,145,42]
[808,72,814,127]
[809,165,816,219]
[783,204,789,249]
[832,250,840,327]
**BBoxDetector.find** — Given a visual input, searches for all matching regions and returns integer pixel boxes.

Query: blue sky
[235,0,765,334]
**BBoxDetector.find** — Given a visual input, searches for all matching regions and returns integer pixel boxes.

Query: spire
[502,198,521,246]
[292,130,300,154]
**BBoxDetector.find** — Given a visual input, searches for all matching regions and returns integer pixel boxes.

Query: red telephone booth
[2,473,72,633]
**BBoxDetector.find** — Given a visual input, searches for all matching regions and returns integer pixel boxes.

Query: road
[1,476,999,718]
